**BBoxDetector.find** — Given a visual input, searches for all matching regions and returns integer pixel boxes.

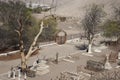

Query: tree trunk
[21,52,27,70]
[88,34,93,53]
[88,43,92,53]
[16,19,27,70]
[16,20,44,71]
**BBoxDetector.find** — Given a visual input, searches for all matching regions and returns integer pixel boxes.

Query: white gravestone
[24,73,27,80]
[18,69,21,80]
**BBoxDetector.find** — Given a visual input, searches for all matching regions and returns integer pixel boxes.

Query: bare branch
[25,21,44,59]
[15,29,20,36]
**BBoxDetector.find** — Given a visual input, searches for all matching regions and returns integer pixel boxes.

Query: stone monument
[18,69,21,80]
[36,60,49,75]
[55,30,67,44]
[104,54,112,70]
[8,67,16,79]
[30,60,49,75]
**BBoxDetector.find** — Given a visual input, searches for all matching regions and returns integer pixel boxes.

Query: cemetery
[1,0,120,80]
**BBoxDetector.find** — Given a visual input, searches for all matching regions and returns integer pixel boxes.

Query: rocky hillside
[23,0,120,18]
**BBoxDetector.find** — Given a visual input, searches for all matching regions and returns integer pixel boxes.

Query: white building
[26,2,51,9]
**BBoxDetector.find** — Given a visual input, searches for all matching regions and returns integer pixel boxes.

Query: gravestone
[8,67,16,79]
[18,69,21,80]
[26,69,36,77]
[105,54,112,70]
[86,60,104,71]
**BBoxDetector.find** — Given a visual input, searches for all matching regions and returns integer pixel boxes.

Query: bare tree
[82,4,105,53]
[16,20,44,70]
[114,6,120,22]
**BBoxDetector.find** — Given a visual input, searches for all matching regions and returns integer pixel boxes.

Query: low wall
[0,37,80,56]
[0,50,20,56]
[66,38,80,43]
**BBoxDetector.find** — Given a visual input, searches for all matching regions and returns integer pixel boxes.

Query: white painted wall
[0,50,20,56]
[66,38,80,43]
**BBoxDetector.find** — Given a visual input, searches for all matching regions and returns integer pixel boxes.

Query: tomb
[86,60,104,71]
[30,60,50,75]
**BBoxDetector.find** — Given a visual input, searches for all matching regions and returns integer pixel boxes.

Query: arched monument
[55,30,67,44]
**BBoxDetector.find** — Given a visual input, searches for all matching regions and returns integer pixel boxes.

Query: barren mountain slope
[23,0,120,18]
[54,0,120,18]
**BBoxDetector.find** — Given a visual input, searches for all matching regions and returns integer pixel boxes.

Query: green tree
[0,1,33,50]
[0,1,58,71]
[103,20,120,39]
[0,1,44,71]
[102,5,120,40]
[26,16,58,43]
[39,16,57,42]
